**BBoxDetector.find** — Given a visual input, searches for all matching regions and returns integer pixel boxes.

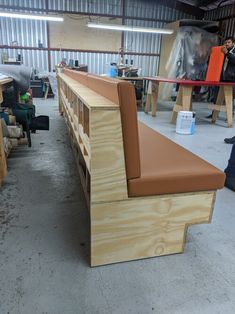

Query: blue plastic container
[109,63,118,78]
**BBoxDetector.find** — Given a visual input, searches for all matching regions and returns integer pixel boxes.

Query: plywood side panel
[90,109,128,203]
[158,21,179,100]
[91,191,215,266]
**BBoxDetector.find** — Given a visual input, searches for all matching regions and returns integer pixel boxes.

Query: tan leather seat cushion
[128,123,225,197]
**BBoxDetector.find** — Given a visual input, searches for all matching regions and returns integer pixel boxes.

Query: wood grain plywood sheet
[90,191,215,266]
[90,109,128,203]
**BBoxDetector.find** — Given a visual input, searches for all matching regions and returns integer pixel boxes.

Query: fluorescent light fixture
[87,22,173,34]
[0,12,63,22]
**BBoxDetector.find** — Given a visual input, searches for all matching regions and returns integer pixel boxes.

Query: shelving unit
[3,60,22,65]
[58,73,127,208]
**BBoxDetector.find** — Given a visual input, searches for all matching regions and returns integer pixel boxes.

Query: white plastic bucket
[176,111,195,135]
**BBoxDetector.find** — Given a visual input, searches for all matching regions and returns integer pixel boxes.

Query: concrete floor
[1,98,235,314]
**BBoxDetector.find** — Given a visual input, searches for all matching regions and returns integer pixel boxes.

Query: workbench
[144,77,235,127]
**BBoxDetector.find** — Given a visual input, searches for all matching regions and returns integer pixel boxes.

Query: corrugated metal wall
[221,17,235,38]
[124,20,164,54]
[0,18,47,47]
[50,50,119,74]
[0,0,197,75]
[204,4,235,39]
[2,48,48,70]
[0,0,48,71]
[48,0,122,15]
[125,0,195,21]
[0,0,45,9]
[204,3,235,20]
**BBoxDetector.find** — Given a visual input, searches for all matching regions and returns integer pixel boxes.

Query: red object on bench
[145,77,235,86]
[205,46,225,82]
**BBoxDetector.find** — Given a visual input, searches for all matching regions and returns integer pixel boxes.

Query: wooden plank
[181,85,193,111]
[90,109,128,203]
[157,21,179,100]
[144,81,159,116]
[90,191,215,266]
[144,81,152,114]
[211,86,224,123]
[209,86,234,127]
[171,86,182,123]
[0,86,3,104]
[57,77,63,114]
[118,77,145,81]
[59,73,119,110]
[0,120,7,185]
[60,79,127,203]
[224,85,233,128]
[208,104,227,112]
[145,76,235,86]
[151,82,159,117]
[0,78,13,85]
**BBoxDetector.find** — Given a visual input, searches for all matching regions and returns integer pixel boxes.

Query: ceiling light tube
[0,12,63,22]
[87,23,173,34]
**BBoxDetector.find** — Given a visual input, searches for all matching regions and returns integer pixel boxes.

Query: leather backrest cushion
[64,69,88,86]
[87,74,141,179]
[87,74,120,104]
[117,81,140,179]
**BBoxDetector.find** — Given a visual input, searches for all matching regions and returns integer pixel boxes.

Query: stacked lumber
[0,115,28,186]
[0,119,7,186]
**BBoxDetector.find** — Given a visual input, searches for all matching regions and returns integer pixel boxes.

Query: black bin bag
[30,115,49,131]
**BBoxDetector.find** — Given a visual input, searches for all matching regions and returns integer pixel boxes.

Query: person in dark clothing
[206,36,235,120]
[224,143,235,191]
[221,37,235,82]
[224,135,235,144]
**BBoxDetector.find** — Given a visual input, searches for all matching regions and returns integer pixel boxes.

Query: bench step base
[90,191,215,266]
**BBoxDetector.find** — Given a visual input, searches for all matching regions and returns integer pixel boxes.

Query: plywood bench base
[62,102,217,266]
[58,71,223,267]
[90,191,215,266]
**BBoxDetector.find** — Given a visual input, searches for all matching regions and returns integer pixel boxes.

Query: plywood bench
[58,69,225,266]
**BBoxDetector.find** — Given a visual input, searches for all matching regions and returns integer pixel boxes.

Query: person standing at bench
[206,37,235,121]
[222,37,235,82]
[224,143,235,191]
